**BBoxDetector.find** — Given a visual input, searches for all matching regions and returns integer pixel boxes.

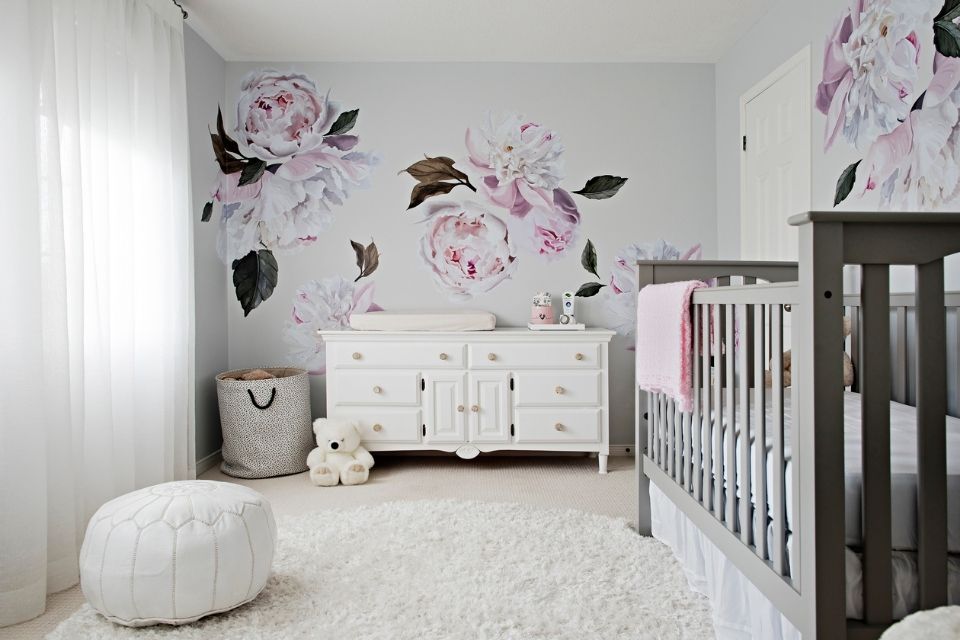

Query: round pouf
[79,480,276,627]
[880,606,960,639]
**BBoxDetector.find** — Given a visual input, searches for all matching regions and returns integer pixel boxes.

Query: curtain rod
[171,0,187,19]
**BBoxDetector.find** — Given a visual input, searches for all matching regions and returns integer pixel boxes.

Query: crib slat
[754,304,767,560]
[647,390,654,461]
[674,398,682,482]
[703,304,713,511]
[916,259,948,608]
[860,263,893,624]
[667,397,676,479]
[713,303,724,520]
[771,305,786,576]
[895,307,908,404]
[725,304,737,532]
[692,305,701,498]
[652,391,660,467]
[738,304,751,545]
[660,394,668,470]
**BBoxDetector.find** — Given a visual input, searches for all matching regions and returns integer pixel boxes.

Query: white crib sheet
[691,389,960,552]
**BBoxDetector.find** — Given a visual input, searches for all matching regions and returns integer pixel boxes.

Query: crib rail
[639,211,960,640]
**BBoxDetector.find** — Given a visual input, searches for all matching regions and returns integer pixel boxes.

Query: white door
[741,48,811,262]
[468,372,511,443]
[424,372,466,443]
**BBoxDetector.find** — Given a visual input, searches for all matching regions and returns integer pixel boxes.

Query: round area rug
[48,500,714,639]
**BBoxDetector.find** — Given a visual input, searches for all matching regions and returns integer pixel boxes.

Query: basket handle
[247,387,277,410]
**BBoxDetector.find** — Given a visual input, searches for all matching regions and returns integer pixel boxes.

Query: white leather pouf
[79,480,276,627]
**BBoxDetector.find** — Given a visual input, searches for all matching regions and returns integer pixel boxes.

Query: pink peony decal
[418,202,518,300]
[284,276,382,375]
[202,70,379,315]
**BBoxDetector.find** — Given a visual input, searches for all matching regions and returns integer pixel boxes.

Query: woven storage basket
[215,367,313,478]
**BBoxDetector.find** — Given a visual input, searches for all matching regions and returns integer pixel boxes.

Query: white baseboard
[608,445,636,457]
[196,449,222,476]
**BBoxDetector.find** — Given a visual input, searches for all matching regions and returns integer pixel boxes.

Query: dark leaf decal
[238,159,266,186]
[326,109,359,136]
[350,240,365,270]
[581,239,600,279]
[407,181,460,209]
[216,107,241,155]
[231,249,279,316]
[937,0,960,22]
[834,160,861,206]
[572,175,628,200]
[935,19,960,57]
[401,156,476,209]
[351,239,380,281]
[201,201,213,222]
[210,132,245,174]
[401,156,468,183]
[575,282,606,298]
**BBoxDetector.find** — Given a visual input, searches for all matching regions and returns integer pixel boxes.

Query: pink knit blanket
[635,280,707,413]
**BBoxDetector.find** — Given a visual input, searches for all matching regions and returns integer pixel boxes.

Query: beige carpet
[0,454,635,640]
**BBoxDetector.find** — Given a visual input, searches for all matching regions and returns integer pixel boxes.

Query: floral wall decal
[819,0,960,209]
[402,111,626,300]
[576,239,702,344]
[284,239,383,375]
[202,70,380,315]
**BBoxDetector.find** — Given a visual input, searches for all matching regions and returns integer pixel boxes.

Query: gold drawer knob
[487,353,497,361]
[555,423,566,431]
[575,352,584,361]
[457,405,465,413]
[555,386,565,395]
[352,352,362,360]
[372,385,382,394]
[372,423,383,432]
[439,352,448,361]
[471,405,480,412]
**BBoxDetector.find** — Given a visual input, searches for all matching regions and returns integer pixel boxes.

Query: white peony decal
[202,69,379,315]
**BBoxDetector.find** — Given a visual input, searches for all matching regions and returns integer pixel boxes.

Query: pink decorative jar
[530,292,555,325]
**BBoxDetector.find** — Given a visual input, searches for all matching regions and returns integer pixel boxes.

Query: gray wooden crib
[636,212,960,639]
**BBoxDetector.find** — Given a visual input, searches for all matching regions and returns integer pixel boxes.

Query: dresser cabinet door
[468,372,511,443]
[424,372,466,443]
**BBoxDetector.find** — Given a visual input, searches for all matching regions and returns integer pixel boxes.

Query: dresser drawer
[468,342,600,369]
[514,408,601,443]
[328,342,465,369]
[335,371,420,405]
[330,407,422,444]
[513,371,601,406]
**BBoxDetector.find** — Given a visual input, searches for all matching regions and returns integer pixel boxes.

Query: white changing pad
[349,310,496,332]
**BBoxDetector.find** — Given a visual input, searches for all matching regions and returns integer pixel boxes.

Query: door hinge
[742,135,747,151]
[509,377,514,391]
[510,424,515,437]
[421,378,425,391]
[422,424,426,437]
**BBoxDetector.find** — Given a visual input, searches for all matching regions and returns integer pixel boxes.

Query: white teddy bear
[306,418,375,486]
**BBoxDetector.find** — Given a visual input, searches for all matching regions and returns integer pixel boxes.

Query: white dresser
[319,328,615,473]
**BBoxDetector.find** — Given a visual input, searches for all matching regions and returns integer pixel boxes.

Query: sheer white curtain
[0,0,195,627]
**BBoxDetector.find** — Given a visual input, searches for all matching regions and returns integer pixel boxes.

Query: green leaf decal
[834,160,861,206]
[407,181,459,209]
[326,109,359,136]
[937,0,960,22]
[572,175,628,200]
[581,239,600,279]
[231,249,278,316]
[216,107,241,155]
[935,19,960,57]
[201,201,213,222]
[575,282,606,298]
[238,159,266,186]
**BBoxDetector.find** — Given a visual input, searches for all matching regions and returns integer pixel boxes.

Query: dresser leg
[599,454,608,475]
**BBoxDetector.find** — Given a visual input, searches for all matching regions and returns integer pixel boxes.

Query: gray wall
[185,26,229,464]
[218,61,718,445]
[714,0,960,289]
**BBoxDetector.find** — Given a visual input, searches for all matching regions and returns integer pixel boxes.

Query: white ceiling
[182,0,772,63]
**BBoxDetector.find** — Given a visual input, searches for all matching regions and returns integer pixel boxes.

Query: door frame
[739,45,812,260]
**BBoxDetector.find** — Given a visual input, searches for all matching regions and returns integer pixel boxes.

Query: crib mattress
[349,310,496,331]
[714,390,960,552]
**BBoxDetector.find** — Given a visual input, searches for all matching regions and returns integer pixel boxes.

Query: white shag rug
[48,500,714,639]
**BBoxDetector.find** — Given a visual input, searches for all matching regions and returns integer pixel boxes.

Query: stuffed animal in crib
[307,418,375,486]
[766,316,854,387]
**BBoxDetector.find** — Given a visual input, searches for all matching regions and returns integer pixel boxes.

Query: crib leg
[599,454,608,475]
